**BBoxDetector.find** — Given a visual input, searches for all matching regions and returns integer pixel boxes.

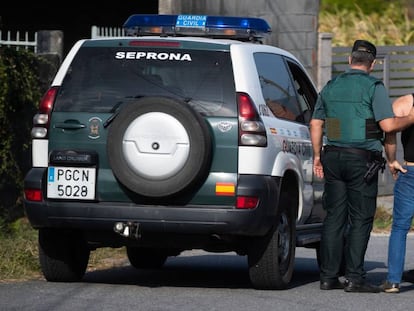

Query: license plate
[47,166,96,200]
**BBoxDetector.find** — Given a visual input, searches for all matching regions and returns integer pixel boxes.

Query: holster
[364,155,386,184]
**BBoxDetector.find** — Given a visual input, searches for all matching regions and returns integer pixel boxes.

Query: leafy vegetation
[0,48,43,226]
[319,1,414,46]
[321,0,401,15]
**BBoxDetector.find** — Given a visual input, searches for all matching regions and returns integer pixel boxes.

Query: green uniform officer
[310,39,414,293]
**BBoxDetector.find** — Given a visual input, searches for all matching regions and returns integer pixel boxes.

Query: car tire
[248,191,296,290]
[39,229,90,282]
[107,96,212,197]
[126,247,170,269]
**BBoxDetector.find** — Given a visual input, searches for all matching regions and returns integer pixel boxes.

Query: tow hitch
[113,221,141,239]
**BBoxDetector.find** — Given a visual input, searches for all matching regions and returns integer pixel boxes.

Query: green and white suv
[23,14,325,289]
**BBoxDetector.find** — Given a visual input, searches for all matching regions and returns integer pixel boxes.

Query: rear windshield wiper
[103,96,146,128]
[103,101,124,128]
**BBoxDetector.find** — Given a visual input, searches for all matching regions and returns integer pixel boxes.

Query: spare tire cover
[107,96,212,197]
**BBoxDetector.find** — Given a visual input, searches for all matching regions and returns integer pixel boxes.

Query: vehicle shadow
[82,252,364,289]
[84,253,251,288]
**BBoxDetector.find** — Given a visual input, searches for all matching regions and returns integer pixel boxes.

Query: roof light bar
[123,14,271,42]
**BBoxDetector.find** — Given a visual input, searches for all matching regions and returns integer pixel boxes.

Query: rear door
[47,39,240,205]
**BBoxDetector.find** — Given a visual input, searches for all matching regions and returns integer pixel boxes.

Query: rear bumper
[24,168,281,237]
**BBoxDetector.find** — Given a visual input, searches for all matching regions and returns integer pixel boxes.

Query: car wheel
[248,191,296,290]
[107,96,212,197]
[39,229,90,282]
[126,247,169,269]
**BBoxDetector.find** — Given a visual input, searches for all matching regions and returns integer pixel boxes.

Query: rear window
[54,46,237,116]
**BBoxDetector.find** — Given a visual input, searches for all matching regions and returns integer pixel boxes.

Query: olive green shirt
[312,69,394,152]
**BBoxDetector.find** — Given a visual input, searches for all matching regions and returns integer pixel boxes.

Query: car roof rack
[123,14,271,43]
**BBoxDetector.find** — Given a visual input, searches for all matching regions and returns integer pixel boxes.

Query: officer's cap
[352,40,377,58]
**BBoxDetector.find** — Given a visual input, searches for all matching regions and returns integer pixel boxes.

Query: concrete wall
[159,0,319,80]
[317,32,333,91]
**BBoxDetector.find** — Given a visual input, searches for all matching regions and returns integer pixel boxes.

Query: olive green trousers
[320,149,378,283]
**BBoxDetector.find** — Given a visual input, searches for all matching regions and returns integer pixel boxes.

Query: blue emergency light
[123,14,271,42]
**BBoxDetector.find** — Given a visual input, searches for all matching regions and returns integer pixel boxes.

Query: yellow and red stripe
[215,182,235,196]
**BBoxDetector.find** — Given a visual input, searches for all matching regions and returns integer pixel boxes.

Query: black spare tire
[107,96,212,197]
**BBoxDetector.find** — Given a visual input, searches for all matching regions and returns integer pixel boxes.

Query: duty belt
[323,145,379,161]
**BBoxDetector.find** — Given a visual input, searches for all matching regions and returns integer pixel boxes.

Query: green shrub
[0,48,43,225]
[319,1,414,46]
[321,0,399,15]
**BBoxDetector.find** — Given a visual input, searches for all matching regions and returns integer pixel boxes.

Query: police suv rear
[23,14,325,289]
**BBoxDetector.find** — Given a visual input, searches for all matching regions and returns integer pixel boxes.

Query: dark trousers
[320,149,378,283]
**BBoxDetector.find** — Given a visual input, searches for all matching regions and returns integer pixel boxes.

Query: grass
[0,218,126,282]
[373,205,394,233]
[0,204,398,282]
[0,218,40,281]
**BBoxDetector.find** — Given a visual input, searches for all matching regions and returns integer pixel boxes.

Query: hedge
[0,47,45,228]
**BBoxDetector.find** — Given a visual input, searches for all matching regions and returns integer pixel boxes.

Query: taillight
[24,189,43,202]
[237,92,267,147]
[236,196,259,209]
[31,86,59,139]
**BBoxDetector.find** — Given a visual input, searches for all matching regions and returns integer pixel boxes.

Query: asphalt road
[1,234,414,311]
